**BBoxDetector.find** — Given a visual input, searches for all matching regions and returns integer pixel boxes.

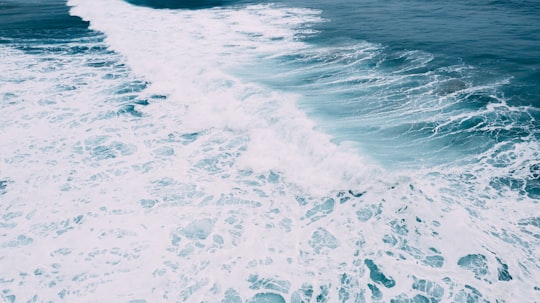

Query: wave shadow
[124,0,244,9]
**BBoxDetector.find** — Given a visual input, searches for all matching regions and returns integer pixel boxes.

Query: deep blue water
[231,0,540,167]
[0,0,90,39]
[118,0,540,105]
[1,0,539,302]
[307,0,540,108]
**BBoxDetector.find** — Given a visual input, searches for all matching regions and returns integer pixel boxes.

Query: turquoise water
[1,0,539,302]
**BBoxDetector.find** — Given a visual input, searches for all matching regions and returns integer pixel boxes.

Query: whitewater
[1,0,539,302]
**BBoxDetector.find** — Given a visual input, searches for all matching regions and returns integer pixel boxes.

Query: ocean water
[1,0,539,302]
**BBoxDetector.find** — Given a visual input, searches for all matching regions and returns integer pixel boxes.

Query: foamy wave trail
[0,0,538,302]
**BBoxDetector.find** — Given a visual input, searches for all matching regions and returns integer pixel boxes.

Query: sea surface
[1,0,539,302]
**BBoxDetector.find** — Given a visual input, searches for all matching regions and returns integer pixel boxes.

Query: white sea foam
[0,0,538,302]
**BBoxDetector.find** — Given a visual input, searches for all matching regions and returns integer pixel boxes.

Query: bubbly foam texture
[0,0,538,302]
